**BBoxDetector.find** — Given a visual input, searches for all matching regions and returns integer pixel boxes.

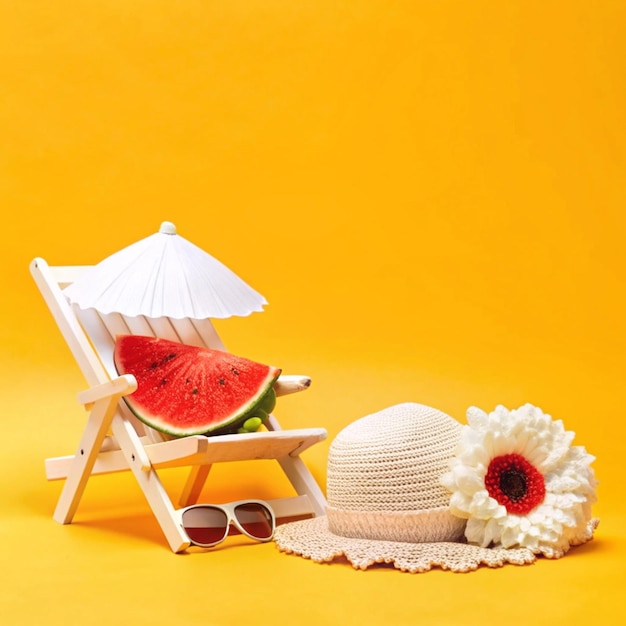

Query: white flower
[440,403,598,558]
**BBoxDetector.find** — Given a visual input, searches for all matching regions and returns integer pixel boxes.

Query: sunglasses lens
[234,503,274,540]
[181,506,228,546]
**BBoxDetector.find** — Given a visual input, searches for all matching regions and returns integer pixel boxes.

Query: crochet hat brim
[273,515,536,573]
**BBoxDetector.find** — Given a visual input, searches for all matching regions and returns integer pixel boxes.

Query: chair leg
[111,415,190,553]
[179,464,213,507]
[53,395,119,524]
[276,455,326,516]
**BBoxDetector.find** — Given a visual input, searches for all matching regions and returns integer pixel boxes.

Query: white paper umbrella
[63,221,267,319]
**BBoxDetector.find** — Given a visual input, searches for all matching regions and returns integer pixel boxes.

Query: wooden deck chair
[30,257,327,552]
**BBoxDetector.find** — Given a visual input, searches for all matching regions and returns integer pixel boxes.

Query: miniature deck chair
[30,257,327,552]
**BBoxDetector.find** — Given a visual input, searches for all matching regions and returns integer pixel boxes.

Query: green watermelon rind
[114,335,281,438]
[203,385,278,436]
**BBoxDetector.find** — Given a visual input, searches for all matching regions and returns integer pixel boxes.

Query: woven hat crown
[325,403,466,543]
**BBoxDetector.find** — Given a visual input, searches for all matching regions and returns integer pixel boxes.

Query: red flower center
[484,453,546,514]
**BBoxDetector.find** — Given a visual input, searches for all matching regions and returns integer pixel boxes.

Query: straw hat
[274,402,598,573]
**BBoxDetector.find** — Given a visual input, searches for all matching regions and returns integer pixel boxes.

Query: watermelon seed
[219,378,225,385]
[231,368,239,376]
[192,388,198,395]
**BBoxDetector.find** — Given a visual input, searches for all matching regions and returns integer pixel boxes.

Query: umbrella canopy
[63,221,267,319]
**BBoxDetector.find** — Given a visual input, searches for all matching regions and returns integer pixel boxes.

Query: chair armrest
[274,375,311,397]
[77,374,137,408]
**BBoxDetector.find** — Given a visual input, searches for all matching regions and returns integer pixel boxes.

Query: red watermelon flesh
[113,335,281,437]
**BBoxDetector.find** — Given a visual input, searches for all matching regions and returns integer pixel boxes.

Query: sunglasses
[179,499,276,548]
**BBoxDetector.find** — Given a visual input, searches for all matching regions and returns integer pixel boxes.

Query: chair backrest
[30,257,229,437]
[75,305,227,378]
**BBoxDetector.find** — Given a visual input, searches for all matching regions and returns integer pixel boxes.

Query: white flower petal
[465,518,489,547]
[449,491,472,518]
[466,406,488,428]
[482,517,503,547]
[454,466,486,495]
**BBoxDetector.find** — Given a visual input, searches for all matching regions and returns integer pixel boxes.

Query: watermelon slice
[113,335,281,437]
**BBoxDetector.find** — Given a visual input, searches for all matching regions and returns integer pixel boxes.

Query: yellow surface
[1,1,625,624]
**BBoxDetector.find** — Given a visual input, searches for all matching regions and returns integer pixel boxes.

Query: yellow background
[1,1,624,624]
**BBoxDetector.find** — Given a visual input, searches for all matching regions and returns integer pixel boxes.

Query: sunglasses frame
[177,499,276,548]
